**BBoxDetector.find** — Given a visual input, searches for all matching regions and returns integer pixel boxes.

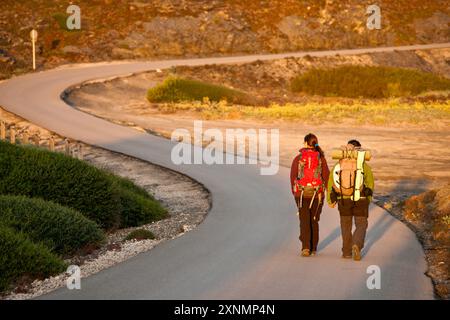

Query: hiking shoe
[301,249,310,257]
[310,251,317,256]
[352,245,361,261]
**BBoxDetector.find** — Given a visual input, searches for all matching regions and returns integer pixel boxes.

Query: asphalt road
[1,43,446,299]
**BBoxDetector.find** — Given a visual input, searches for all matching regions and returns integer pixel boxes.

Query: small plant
[124,229,155,241]
[383,202,393,210]
[303,54,314,62]
[442,215,450,227]
[52,13,69,31]
[202,96,211,105]
[0,224,66,292]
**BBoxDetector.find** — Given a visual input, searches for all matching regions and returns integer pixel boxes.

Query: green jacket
[327,162,374,204]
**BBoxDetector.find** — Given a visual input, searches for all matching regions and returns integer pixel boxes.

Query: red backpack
[294,149,323,207]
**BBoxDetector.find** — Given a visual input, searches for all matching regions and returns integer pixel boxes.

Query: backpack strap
[309,188,317,209]
[299,189,304,208]
[297,151,305,180]
[314,152,322,180]
[313,193,323,220]
[352,150,366,201]
[339,166,344,205]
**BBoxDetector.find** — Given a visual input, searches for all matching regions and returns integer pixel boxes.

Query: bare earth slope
[1,0,449,79]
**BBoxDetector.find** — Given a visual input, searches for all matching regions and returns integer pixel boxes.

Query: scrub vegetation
[0,141,168,293]
[291,66,450,98]
[147,76,257,106]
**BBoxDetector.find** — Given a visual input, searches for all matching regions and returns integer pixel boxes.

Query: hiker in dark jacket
[327,139,374,261]
[290,133,330,257]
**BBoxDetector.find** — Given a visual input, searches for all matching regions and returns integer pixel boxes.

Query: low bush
[0,224,66,292]
[0,195,104,255]
[0,141,167,230]
[291,66,450,98]
[147,76,256,105]
[117,187,167,227]
[52,12,68,30]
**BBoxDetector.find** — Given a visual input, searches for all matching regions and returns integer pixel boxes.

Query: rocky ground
[0,107,210,300]
[379,186,450,299]
[1,0,449,79]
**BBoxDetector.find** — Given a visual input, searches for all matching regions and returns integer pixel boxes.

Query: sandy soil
[67,72,450,203]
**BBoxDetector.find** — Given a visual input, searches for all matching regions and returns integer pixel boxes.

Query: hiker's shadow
[316,210,396,255]
[317,226,341,251]
[362,178,429,257]
[362,207,396,257]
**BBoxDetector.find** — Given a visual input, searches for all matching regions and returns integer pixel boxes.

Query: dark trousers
[296,197,323,251]
[338,199,369,255]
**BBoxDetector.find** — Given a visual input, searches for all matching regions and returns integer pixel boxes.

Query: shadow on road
[362,179,418,257]
[363,208,396,257]
[316,207,396,257]
[318,226,341,251]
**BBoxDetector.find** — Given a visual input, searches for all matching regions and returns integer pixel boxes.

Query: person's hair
[347,139,362,147]
[304,133,324,157]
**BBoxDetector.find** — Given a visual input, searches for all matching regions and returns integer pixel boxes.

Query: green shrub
[124,229,155,241]
[106,172,152,199]
[105,172,168,227]
[117,187,167,227]
[0,195,104,255]
[52,12,68,31]
[0,224,66,292]
[0,142,121,229]
[291,66,450,98]
[0,142,167,230]
[147,76,255,105]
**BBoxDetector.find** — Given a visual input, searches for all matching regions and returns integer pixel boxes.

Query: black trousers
[296,197,323,251]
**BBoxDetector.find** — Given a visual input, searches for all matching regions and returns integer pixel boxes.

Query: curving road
[1,43,446,299]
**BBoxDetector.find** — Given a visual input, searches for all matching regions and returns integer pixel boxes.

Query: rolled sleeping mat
[331,149,372,161]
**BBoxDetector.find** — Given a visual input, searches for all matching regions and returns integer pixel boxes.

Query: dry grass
[151,99,450,126]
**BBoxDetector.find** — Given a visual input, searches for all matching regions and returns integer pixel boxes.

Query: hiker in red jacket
[290,133,330,257]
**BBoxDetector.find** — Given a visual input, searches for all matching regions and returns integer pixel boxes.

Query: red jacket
[290,148,330,197]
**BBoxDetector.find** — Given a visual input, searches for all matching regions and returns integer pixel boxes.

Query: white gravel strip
[6,239,161,300]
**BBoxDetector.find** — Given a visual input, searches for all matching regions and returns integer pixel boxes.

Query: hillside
[1,0,449,79]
